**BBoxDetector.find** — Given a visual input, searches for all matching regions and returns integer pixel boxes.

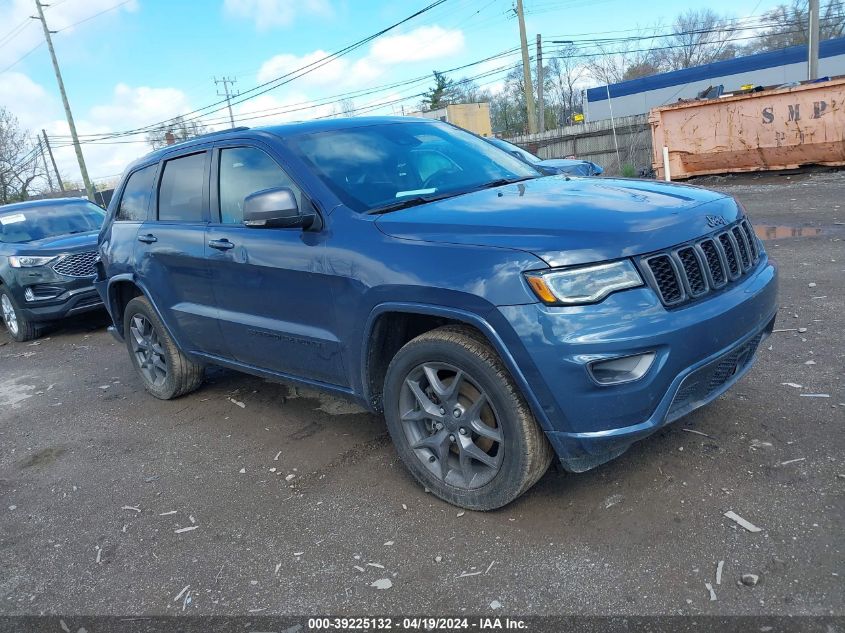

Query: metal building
[585,37,845,121]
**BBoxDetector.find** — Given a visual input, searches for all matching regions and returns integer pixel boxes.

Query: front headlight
[525,260,644,305]
[8,255,57,268]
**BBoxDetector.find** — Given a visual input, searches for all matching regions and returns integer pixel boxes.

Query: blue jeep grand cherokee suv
[96,117,778,510]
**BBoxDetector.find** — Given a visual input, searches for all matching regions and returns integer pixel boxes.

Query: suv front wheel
[1,289,43,342]
[123,296,204,399]
[383,326,553,510]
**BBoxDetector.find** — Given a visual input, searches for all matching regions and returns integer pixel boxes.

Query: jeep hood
[374,176,740,267]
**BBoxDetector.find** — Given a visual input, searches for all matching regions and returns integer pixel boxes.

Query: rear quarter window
[116,165,156,221]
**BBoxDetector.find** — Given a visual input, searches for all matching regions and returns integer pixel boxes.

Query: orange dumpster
[649,77,845,180]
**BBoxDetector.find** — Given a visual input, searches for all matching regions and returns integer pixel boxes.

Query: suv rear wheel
[123,296,204,399]
[383,326,553,510]
[1,289,42,342]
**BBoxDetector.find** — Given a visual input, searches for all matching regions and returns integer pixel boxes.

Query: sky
[0,0,779,187]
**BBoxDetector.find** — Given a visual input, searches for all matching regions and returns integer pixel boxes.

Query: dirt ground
[1,170,842,617]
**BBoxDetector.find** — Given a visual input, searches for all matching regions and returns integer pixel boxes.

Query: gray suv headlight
[526,260,643,305]
[8,255,57,268]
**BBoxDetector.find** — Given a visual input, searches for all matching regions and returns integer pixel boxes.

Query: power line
[0,40,44,75]
[54,0,134,33]
[49,0,454,143]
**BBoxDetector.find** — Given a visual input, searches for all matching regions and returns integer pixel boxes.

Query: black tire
[123,296,204,399]
[383,325,553,510]
[1,289,42,342]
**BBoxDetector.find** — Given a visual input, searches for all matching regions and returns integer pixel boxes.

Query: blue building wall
[585,37,845,120]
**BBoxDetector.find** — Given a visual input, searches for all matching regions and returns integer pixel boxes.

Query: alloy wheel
[129,314,167,387]
[1,294,18,336]
[398,362,504,489]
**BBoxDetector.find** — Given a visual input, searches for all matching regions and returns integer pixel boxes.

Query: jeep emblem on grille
[706,214,727,227]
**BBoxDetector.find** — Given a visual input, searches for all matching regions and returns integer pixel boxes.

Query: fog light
[23,285,62,302]
[589,352,655,385]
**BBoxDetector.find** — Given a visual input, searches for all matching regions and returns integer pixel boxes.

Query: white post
[662,146,671,182]
[606,83,621,173]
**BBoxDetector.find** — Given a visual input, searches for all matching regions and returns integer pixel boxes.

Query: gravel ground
[0,171,842,617]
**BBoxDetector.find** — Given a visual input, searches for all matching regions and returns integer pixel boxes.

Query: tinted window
[288,121,538,213]
[117,165,156,221]
[158,152,206,222]
[0,202,105,244]
[218,147,301,224]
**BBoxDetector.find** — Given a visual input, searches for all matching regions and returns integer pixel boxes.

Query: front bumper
[4,266,104,322]
[496,255,778,469]
[18,285,103,322]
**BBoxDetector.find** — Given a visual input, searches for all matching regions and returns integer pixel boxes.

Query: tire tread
[385,325,553,510]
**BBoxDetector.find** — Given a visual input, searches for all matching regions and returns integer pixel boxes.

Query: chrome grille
[639,218,762,308]
[52,251,98,278]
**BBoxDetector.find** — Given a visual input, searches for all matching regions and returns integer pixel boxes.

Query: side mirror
[242,187,317,229]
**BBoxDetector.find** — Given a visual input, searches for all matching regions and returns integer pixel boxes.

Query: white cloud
[368,26,464,65]
[253,24,465,96]
[88,84,193,131]
[0,0,137,67]
[223,0,332,30]
[257,50,348,85]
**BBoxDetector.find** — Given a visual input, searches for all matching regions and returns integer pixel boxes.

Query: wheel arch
[105,275,182,349]
[360,302,552,432]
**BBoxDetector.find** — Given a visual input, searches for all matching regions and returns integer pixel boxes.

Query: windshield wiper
[475,175,537,190]
[366,176,538,215]
[366,191,466,215]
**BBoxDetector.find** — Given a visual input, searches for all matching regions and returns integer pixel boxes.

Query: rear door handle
[137,233,157,244]
[208,238,235,250]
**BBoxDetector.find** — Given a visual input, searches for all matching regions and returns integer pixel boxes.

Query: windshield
[0,201,105,244]
[288,121,540,213]
[488,138,541,164]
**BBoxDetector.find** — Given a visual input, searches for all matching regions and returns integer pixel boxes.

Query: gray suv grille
[52,251,98,278]
[639,218,762,308]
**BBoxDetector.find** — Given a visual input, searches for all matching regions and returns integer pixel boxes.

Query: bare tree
[652,9,741,70]
[0,108,47,204]
[340,99,356,117]
[546,46,590,126]
[747,0,845,53]
[146,116,210,150]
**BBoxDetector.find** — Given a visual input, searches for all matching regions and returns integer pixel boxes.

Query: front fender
[360,301,555,433]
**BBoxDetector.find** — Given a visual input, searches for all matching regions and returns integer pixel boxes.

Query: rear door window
[116,165,156,221]
[158,152,207,222]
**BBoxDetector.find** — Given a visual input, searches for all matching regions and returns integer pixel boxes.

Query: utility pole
[536,34,544,133]
[32,1,94,201]
[37,138,54,192]
[215,76,239,128]
[515,0,537,134]
[808,0,820,80]
[41,129,64,192]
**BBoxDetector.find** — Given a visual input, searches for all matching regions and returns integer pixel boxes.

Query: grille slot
[52,251,98,278]
[741,220,759,262]
[677,247,707,295]
[639,218,762,308]
[718,233,740,277]
[732,226,751,269]
[699,239,726,286]
[646,255,683,304]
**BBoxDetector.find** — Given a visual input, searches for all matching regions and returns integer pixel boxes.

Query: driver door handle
[208,238,235,250]
[137,233,157,244]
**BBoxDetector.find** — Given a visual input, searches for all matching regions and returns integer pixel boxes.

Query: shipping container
[649,77,845,180]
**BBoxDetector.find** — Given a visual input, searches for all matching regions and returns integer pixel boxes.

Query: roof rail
[190,126,250,141]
